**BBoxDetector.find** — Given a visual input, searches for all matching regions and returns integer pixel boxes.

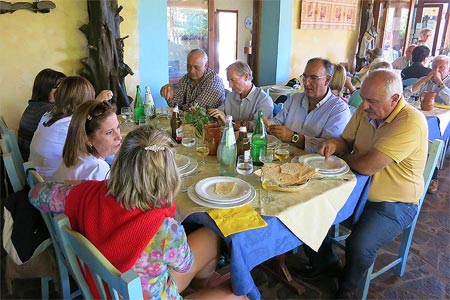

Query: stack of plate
[269,85,294,93]
[187,176,256,208]
[175,154,198,177]
[299,154,349,176]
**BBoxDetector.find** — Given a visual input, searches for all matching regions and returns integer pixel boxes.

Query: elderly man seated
[300,70,428,298]
[160,48,225,111]
[208,60,273,130]
[267,57,351,152]
[404,54,450,105]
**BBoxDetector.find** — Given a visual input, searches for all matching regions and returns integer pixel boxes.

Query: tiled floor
[1,151,449,299]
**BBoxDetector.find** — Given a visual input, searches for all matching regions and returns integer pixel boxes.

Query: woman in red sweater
[30,125,245,299]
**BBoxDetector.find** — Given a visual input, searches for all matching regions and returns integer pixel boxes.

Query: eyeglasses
[87,100,112,121]
[300,74,327,81]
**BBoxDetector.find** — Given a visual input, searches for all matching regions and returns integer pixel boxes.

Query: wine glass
[261,169,278,202]
[181,130,196,156]
[120,107,132,127]
[275,143,290,162]
[259,146,274,165]
[195,139,210,165]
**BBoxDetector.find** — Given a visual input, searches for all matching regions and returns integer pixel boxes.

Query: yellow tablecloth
[174,147,356,251]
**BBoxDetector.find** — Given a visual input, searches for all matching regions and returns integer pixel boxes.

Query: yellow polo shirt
[342,98,428,204]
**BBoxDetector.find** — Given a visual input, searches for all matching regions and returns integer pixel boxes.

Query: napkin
[434,103,450,110]
[207,205,267,237]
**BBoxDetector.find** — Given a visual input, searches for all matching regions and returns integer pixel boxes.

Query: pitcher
[204,123,221,156]
[420,91,436,111]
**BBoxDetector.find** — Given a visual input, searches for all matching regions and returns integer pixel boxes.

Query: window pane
[167,0,208,82]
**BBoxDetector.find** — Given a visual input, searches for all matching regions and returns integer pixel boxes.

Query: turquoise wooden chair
[333,139,444,299]
[1,137,25,193]
[53,214,144,300]
[24,163,82,300]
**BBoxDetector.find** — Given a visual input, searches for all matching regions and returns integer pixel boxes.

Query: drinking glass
[259,147,274,165]
[181,130,196,156]
[275,143,290,162]
[236,155,253,175]
[120,107,132,127]
[195,140,210,165]
[261,169,277,202]
[138,116,147,126]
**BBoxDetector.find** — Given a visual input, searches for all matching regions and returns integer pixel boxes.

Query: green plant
[184,103,212,137]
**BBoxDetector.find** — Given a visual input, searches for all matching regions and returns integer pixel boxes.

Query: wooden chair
[1,163,55,299]
[0,114,7,133]
[52,214,144,300]
[23,162,83,300]
[1,135,25,194]
[332,139,445,299]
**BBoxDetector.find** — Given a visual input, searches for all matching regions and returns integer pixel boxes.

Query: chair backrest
[402,78,418,87]
[1,138,25,192]
[418,139,444,209]
[52,214,144,300]
[348,90,362,108]
[0,115,8,134]
[1,129,25,185]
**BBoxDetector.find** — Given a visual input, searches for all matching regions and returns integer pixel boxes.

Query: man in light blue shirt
[208,61,273,130]
[404,55,450,105]
[269,57,351,152]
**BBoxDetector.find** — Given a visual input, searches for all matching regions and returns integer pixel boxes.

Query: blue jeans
[340,201,418,291]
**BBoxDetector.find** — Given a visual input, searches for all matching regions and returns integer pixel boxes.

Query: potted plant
[184,103,215,137]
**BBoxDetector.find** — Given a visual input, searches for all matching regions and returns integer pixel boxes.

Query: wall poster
[300,0,358,30]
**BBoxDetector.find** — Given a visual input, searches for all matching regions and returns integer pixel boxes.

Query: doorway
[215,10,238,86]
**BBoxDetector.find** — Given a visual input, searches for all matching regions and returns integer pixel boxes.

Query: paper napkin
[207,205,267,237]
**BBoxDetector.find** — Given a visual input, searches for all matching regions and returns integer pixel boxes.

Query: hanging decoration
[300,0,358,30]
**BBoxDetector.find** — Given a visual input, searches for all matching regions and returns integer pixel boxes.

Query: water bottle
[217,115,237,176]
[251,111,267,166]
[134,85,145,124]
[144,86,156,119]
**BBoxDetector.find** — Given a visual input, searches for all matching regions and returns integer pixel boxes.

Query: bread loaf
[215,182,236,194]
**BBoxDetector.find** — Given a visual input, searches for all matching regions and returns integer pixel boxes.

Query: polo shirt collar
[368,97,406,128]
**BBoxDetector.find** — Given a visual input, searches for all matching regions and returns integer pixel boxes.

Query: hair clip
[144,145,165,152]
[87,114,93,120]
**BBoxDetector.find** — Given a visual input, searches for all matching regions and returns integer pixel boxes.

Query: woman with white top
[52,100,121,181]
[29,76,113,179]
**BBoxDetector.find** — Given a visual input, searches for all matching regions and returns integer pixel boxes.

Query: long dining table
[173,144,371,299]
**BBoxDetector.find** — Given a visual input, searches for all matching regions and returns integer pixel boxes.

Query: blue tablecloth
[183,173,371,299]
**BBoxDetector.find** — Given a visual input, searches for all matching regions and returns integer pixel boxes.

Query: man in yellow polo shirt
[317,69,428,298]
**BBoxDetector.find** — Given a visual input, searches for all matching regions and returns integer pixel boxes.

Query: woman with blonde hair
[30,125,245,300]
[52,100,121,181]
[329,64,348,102]
[29,76,113,179]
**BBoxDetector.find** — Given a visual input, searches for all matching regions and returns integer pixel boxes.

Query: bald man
[160,49,225,111]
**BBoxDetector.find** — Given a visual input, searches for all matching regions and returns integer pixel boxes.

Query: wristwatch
[291,132,300,143]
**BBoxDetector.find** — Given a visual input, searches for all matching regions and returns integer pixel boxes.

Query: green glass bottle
[134,85,145,124]
[251,111,267,166]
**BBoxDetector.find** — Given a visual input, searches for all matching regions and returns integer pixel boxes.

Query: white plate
[175,154,189,171]
[270,85,294,93]
[292,155,350,177]
[179,157,198,177]
[188,185,256,209]
[195,176,251,203]
[300,154,347,173]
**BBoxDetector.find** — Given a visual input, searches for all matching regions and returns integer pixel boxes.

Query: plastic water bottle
[217,115,237,176]
[144,86,156,119]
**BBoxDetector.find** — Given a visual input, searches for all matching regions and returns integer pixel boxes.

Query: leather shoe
[294,258,344,280]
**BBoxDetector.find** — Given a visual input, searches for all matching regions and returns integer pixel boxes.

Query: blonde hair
[44,76,96,127]
[329,64,347,94]
[62,100,117,167]
[107,125,180,210]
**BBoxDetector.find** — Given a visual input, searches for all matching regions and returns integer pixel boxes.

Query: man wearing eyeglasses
[268,57,351,152]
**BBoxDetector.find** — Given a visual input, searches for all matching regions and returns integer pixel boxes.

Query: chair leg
[40,276,51,300]
[396,225,415,276]
[359,263,374,300]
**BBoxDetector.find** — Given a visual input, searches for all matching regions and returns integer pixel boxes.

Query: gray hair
[188,48,208,64]
[365,69,403,99]
[432,55,450,67]
[107,125,180,211]
[226,60,253,81]
[307,57,335,76]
